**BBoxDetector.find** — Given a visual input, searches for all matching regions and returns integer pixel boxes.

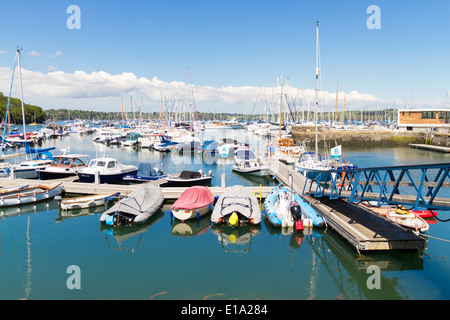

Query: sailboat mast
[314,21,319,163]
[279,78,283,139]
[334,80,338,127]
[17,46,29,159]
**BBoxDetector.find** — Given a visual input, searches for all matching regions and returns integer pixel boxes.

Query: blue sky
[0,0,449,113]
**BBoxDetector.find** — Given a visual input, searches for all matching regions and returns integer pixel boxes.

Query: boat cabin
[50,155,88,168]
[87,158,118,170]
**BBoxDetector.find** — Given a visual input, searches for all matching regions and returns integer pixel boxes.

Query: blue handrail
[302,162,450,211]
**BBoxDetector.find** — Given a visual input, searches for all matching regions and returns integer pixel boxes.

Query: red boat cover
[171,186,214,210]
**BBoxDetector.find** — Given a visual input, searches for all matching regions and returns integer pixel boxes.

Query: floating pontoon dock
[264,159,426,253]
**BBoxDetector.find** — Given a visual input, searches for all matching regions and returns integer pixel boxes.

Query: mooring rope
[421,234,450,243]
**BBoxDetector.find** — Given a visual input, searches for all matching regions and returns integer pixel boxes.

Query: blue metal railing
[301,163,450,211]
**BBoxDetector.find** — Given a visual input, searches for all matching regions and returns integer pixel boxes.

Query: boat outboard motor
[289,201,302,221]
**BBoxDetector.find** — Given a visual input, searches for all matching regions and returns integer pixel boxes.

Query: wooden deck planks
[264,158,426,252]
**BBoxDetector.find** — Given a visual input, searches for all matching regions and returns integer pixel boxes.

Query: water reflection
[311,227,426,299]
[211,223,262,254]
[100,210,164,253]
[170,213,212,237]
[0,200,57,220]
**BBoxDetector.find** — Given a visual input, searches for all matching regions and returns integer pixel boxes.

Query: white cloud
[0,66,383,113]
[50,51,63,58]
[29,50,42,57]
[0,50,6,54]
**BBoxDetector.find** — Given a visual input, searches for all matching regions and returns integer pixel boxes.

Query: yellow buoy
[229,212,239,227]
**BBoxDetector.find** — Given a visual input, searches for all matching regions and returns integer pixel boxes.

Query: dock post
[9,167,15,179]
[95,171,100,185]
[221,173,226,188]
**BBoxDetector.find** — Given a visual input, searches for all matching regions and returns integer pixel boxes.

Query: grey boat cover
[100,184,164,224]
[211,185,261,224]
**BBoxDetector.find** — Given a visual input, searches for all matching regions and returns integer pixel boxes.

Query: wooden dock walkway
[0,177,273,200]
[410,143,450,153]
[263,158,425,253]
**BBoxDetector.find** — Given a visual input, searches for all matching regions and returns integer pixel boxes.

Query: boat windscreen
[179,171,202,179]
[235,150,256,160]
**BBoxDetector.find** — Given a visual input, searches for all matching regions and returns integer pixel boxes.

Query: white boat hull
[0,183,63,207]
[232,165,270,176]
[171,204,212,222]
[60,193,118,210]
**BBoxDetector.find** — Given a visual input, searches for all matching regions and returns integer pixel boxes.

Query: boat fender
[229,212,239,227]
[170,211,173,218]
[209,203,214,211]
[295,220,304,232]
[197,211,200,219]
[105,215,115,226]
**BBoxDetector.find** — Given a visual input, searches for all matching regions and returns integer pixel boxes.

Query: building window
[439,112,445,119]
[422,111,436,119]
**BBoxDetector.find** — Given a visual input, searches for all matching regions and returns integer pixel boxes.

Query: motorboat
[123,162,166,183]
[0,146,55,179]
[171,186,215,222]
[202,140,218,155]
[100,184,164,226]
[164,170,213,187]
[173,140,202,153]
[211,185,261,226]
[77,156,138,184]
[0,182,63,207]
[220,138,248,151]
[36,154,89,180]
[231,149,269,176]
[121,132,142,147]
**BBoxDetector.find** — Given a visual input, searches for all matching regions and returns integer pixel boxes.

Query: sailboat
[0,47,54,178]
[294,22,331,179]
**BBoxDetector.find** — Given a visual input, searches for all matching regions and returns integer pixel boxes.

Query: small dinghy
[171,186,215,222]
[0,182,63,207]
[264,185,324,228]
[387,206,429,234]
[362,202,438,219]
[264,186,303,229]
[211,185,261,226]
[60,192,120,210]
[100,184,164,226]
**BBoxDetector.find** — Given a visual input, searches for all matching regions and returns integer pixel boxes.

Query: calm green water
[0,127,449,300]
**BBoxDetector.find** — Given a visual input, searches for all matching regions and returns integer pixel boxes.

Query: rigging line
[0,50,19,159]
[421,234,450,243]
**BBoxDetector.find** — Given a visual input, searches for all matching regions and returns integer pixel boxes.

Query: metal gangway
[302,162,450,212]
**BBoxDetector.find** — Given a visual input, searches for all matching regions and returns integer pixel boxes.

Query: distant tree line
[0,92,400,124]
[0,92,46,124]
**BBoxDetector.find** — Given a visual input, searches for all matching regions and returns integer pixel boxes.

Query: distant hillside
[0,92,47,124]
